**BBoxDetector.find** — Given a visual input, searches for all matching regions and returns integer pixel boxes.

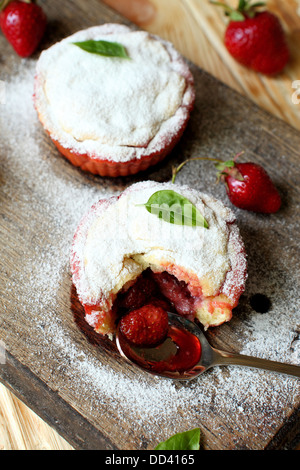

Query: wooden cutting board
[0,0,299,450]
[103,0,300,132]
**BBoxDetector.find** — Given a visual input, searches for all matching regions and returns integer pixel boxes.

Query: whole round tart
[34,24,195,177]
[71,181,247,339]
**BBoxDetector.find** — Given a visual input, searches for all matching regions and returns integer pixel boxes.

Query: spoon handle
[213,349,300,378]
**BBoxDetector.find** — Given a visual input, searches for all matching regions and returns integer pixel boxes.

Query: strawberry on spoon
[210,0,290,75]
[0,0,47,57]
[172,152,282,214]
[119,304,169,348]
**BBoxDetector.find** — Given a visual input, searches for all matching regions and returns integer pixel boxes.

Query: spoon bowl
[116,312,300,380]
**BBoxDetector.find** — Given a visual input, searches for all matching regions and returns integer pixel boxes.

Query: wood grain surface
[0,0,300,451]
[102,0,300,131]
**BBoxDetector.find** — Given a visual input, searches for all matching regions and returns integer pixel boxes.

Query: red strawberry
[211,1,289,75]
[119,304,169,347]
[0,0,47,58]
[215,154,281,213]
[172,153,281,214]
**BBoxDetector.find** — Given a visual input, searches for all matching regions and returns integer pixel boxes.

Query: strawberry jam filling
[113,268,197,321]
[150,271,196,319]
[115,271,203,372]
[84,267,235,338]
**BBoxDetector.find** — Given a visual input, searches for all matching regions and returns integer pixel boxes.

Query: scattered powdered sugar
[0,58,299,450]
[39,314,300,430]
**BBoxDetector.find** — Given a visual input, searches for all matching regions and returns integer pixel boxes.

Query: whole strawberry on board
[0,0,47,57]
[214,153,282,213]
[210,0,290,75]
[172,152,282,214]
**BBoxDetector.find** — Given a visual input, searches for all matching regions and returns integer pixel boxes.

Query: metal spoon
[116,312,300,380]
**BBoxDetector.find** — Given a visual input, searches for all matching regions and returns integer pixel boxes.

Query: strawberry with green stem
[210,0,290,75]
[172,152,282,214]
[0,0,47,57]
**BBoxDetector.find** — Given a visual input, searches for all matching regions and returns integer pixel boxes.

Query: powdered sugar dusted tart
[71,181,247,339]
[34,24,195,177]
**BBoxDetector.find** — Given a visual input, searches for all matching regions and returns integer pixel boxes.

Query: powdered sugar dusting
[0,58,299,450]
[34,24,195,163]
[73,180,245,305]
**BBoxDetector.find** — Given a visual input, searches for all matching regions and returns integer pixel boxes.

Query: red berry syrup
[119,324,202,375]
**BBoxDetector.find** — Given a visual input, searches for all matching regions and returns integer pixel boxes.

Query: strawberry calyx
[210,0,266,21]
[214,160,244,183]
[214,151,245,183]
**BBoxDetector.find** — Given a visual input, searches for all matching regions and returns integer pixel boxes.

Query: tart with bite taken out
[70,181,247,341]
[34,24,195,177]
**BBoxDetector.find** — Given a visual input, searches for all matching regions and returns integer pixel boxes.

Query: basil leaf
[140,190,209,229]
[73,40,130,59]
[155,428,201,451]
